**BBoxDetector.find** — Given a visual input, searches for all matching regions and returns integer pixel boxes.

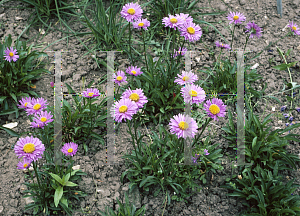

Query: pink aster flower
[50,82,54,88]
[204,98,227,121]
[204,149,210,155]
[4,47,19,62]
[288,20,300,36]
[245,22,262,38]
[61,142,78,157]
[120,2,143,22]
[180,84,206,105]
[30,120,46,129]
[82,88,100,98]
[215,41,231,50]
[31,110,53,129]
[179,13,193,24]
[133,18,150,30]
[110,98,138,123]
[169,113,198,139]
[121,88,148,109]
[14,136,45,162]
[179,21,202,42]
[172,47,188,58]
[126,65,143,76]
[227,11,246,25]
[113,70,128,86]
[16,157,33,170]
[174,71,198,86]
[162,14,184,30]
[25,97,49,116]
[17,97,32,109]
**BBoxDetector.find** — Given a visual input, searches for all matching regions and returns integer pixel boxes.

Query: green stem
[142,30,149,73]
[192,118,212,147]
[230,25,236,59]
[277,46,294,111]
[129,23,133,64]
[32,161,45,206]
[243,34,250,54]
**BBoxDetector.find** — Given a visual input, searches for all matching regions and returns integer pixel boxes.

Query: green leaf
[272,63,289,71]
[54,186,63,207]
[64,181,78,187]
[49,173,63,185]
[0,126,20,137]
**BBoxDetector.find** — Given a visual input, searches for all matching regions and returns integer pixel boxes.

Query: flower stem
[142,30,149,73]
[129,23,133,64]
[230,25,236,59]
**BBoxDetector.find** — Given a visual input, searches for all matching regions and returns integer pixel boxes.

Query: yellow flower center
[292,26,297,31]
[138,22,144,27]
[119,105,128,113]
[88,92,94,97]
[41,117,47,122]
[209,104,220,115]
[189,90,197,97]
[187,27,195,34]
[170,18,178,23]
[221,43,223,46]
[127,8,135,15]
[23,143,35,153]
[233,15,239,20]
[23,163,28,168]
[24,102,28,107]
[33,103,41,110]
[131,70,136,75]
[182,76,189,81]
[68,148,73,153]
[178,121,189,130]
[129,93,140,102]
[9,52,14,57]
[116,76,123,81]
[178,51,181,54]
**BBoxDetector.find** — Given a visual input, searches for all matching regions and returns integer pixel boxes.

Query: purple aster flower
[289,116,293,122]
[50,82,54,88]
[281,105,287,112]
[227,11,246,25]
[204,98,227,121]
[215,41,231,50]
[16,157,33,170]
[4,47,19,62]
[180,84,206,105]
[30,120,46,129]
[120,2,143,22]
[191,153,200,164]
[17,97,32,109]
[82,88,100,98]
[204,149,210,155]
[174,71,198,86]
[288,20,300,36]
[61,142,78,157]
[25,97,49,116]
[283,113,289,118]
[126,65,143,76]
[110,98,139,123]
[121,88,148,109]
[245,22,262,38]
[31,110,54,128]
[133,18,150,30]
[285,123,289,126]
[179,13,193,24]
[162,14,184,30]
[172,47,188,58]
[179,21,202,42]
[14,136,45,162]
[296,107,300,113]
[113,70,128,86]
[169,113,198,139]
